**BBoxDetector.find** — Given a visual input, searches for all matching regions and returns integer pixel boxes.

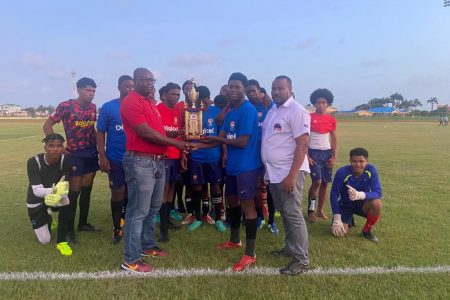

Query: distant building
[368,107,405,115]
[0,104,29,117]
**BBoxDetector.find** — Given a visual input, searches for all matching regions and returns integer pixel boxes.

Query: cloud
[361,58,385,68]
[168,53,218,68]
[296,37,316,49]
[106,51,133,61]
[21,53,47,69]
[217,37,245,48]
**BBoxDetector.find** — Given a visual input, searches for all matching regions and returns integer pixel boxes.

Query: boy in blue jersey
[246,79,279,235]
[330,148,382,243]
[203,72,261,272]
[96,75,133,244]
[185,86,225,232]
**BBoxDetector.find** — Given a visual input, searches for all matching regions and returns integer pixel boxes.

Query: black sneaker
[168,221,181,230]
[78,223,101,232]
[280,259,309,275]
[67,231,80,244]
[271,248,291,258]
[362,230,379,243]
[112,228,122,245]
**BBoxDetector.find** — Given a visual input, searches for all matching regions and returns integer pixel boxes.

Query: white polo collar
[275,96,294,109]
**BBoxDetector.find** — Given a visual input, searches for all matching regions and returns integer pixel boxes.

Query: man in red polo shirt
[119,68,190,273]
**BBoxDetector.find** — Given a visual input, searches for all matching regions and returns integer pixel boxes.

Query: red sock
[363,212,380,233]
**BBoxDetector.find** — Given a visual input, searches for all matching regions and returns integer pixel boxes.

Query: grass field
[0,119,449,299]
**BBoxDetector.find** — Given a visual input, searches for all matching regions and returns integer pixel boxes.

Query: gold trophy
[184,78,204,140]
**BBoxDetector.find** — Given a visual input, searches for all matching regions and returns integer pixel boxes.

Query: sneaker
[141,246,168,257]
[66,231,79,244]
[77,223,101,232]
[202,215,215,225]
[121,260,153,273]
[112,228,122,244]
[155,213,160,224]
[280,259,309,275]
[268,223,280,235]
[170,210,183,222]
[216,240,242,250]
[232,255,256,272]
[56,242,73,256]
[181,214,195,225]
[271,248,291,258]
[362,230,379,243]
[257,218,265,230]
[168,221,181,230]
[215,220,226,232]
[188,220,202,231]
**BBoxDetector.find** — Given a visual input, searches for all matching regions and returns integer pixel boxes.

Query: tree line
[354,93,442,112]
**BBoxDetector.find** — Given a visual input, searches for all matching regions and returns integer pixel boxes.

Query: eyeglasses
[137,78,157,84]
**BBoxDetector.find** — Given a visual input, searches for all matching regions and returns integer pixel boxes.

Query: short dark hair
[248,79,261,90]
[197,86,210,100]
[158,86,168,98]
[42,133,65,144]
[165,82,181,92]
[228,72,248,87]
[349,147,369,159]
[214,95,227,107]
[182,80,193,90]
[274,75,292,88]
[310,88,334,105]
[76,77,97,88]
[118,75,133,86]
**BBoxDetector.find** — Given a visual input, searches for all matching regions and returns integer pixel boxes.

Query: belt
[126,151,166,160]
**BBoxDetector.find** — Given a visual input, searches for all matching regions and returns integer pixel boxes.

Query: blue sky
[1,0,449,110]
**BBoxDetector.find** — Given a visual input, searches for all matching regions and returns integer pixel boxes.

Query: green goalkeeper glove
[53,176,69,196]
[45,193,62,207]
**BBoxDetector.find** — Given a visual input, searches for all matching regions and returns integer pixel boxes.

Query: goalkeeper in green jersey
[26,134,73,256]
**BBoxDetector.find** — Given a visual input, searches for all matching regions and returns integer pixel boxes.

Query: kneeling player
[26,134,73,255]
[330,148,382,243]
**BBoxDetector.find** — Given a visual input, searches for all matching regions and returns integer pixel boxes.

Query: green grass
[0,119,449,299]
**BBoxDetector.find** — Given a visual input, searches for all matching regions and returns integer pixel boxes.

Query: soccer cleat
[112,228,122,244]
[77,223,101,232]
[268,223,280,235]
[66,231,79,244]
[280,259,309,275]
[121,260,153,273]
[170,210,183,222]
[181,214,196,225]
[257,218,265,230]
[155,213,160,224]
[232,255,256,272]
[215,220,227,232]
[141,246,168,257]
[362,230,379,243]
[202,215,215,225]
[188,220,202,231]
[216,240,242,250]
[56,242,73,256]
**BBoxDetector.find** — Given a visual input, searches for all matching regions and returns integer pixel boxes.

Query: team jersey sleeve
[330,168,344,214]
[290,108,311,138]
[27,158,43,186]
[238,105,257,136]
[49,102,65,123]
[121,98,147,128]
[365,166,382,200]
[96,104,108,132]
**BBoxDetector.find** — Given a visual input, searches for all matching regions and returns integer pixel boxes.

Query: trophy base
[184,134,203,141]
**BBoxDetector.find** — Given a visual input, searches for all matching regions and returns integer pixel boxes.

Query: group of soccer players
[26,71,383,274]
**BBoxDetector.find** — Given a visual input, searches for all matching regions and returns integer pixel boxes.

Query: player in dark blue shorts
[330,148,382,243]
[96,75,133,244]
[203,73,261,272]
[43,77,100,244]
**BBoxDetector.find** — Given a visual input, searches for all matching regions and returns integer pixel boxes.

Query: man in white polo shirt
[261,75,310,275]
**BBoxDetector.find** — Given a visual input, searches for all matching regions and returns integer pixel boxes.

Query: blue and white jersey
[221,100,261,175]
[191,105,221,163]
[97,98,126,162]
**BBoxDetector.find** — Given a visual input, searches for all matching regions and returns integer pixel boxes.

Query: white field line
[1,265,449,281]
[0,135,40,142]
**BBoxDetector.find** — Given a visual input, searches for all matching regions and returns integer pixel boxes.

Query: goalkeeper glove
[346,185,366,201]
[53,176,69,196]
[331,214,346,237]
[45,193,62,207]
